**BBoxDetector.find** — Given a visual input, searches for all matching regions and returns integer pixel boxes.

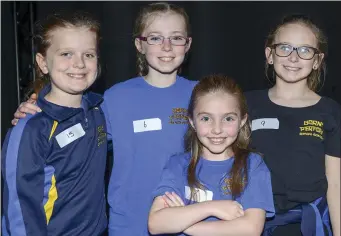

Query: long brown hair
[265,14,328,92]
[185,74,251,200]
[133,2,191,76]
[30,10,101,97]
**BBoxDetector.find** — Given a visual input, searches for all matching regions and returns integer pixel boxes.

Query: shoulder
[103,77,143,98]
[244,89,268,110]
[247,152,269,173]
[176,76,198,91]
[165,152,191,171]
[320,96,341,114]
[7,113,51,147]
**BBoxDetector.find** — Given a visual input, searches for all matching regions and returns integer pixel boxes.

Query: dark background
[2,1,341,143]
[1,1,341,232]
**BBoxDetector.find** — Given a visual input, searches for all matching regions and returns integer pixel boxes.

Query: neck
[45,90,82,108]
[144,69,177,88]
[271,77,312,100]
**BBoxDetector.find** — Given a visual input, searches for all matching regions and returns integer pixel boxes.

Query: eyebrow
[196,112,238,116]
[56,48,97,52]
[276,42,316,48]
[147,31,186,35]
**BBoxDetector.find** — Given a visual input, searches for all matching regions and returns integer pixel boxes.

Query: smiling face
[265,23,323,85]
[189,91,247,161]
[134,12,191,76]
[36,26,98,96]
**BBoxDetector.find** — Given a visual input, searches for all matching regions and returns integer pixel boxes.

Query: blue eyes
[60,52,96,58]
[201,116,210,122]
[200,116,235,122]
[278,45,311,54]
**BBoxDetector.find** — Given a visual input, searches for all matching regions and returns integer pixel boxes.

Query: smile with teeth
[68,73,86,78]
[283,66,301,71]
[208,137,226,144]
[159,57,174,62]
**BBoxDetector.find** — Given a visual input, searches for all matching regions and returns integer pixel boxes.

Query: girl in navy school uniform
[148,74,275,236]
[2,11,107,236]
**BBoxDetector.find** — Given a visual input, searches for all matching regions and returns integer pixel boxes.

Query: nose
[161,38,172,52]
[211,121,223,135]
[73,54,85,68]
[288,49,299,63]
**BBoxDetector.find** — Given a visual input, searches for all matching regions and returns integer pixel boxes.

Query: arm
[100,96,113,147]
[148,196,213,235]
[184,208,265,236]
[325,155,340,236]
[185,155,273,236]
[2,120,49,235]
[149,195,243,235]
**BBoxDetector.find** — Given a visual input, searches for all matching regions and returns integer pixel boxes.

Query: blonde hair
[265,14,328,92]
[133,2,191,76]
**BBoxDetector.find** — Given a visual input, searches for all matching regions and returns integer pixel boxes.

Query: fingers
[11,118,19,126]
[163,192,184,207]
[18,102,42,115]
[162,195,175,207]
[171,192,185,206]
[13,110,27,119]
[233,201,244,217]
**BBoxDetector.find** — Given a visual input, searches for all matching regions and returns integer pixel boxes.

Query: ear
[265,47,273,64]
[134,38,144,54]
[185,37,192,53]
[36,53,49,74]
[240,114,248,129]
[313,53,325,70]
[188,117,195,130]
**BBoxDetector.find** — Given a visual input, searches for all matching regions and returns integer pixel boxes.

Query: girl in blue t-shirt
[148,74,275,235]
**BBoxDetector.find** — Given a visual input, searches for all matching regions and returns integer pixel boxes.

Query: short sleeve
[151,155,185,200]
[239,153,275,218]
[100,96,112,143]
[324,99,341,157]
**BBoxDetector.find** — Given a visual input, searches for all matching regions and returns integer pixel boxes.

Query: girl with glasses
[246,15,340,236]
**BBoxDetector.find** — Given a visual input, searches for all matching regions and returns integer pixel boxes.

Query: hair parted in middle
[185,74,252,201]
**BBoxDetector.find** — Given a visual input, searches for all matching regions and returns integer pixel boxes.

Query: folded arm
[184,208,266,236]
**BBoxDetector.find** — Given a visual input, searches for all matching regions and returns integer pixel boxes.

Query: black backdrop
[1,1,341,230]
[2,1,341,142]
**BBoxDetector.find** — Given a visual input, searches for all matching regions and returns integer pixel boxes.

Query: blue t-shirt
[152,152,275,235]
[101,76,197,236]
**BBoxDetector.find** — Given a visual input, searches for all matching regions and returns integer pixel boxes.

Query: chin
[206,146,229,155]
[278,74,308,84]
[150,64,180,75]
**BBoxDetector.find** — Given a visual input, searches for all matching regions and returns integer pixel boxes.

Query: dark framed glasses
[137,35,189,46]
[271,43,320,60]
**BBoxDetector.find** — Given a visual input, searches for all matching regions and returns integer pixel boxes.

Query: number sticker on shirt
[56,123,85,148]
[251,118,279,131]
[185,186,213,202]
[133,118,162,133]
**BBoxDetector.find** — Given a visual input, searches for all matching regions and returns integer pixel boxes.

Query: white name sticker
[55,123,85,148]
[133,118,162,133]
[251,118,279,131]
[185,186,213,202]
